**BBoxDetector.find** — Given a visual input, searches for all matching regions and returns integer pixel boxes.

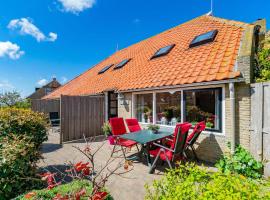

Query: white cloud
[48,32,58,42]
[8,18,58,42]
[37,79,48,86]
[0,41,24,60]
[0,80,15,91]
[61,76,68,84]
[58,0,95,14]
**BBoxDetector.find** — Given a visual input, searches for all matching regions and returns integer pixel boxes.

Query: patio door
[108,91,118,119]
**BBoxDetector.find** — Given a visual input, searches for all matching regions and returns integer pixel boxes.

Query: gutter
[118,78,245,93]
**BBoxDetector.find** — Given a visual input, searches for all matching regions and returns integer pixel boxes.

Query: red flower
[91,192,108,200]
[75,188,87,200]
[52,194,69,200]
[74,162,89,172]
[82,167,90,176]
[74,162,91,176]
[24,192,36,199]
[40,172,61,190]
[74,162,83,172]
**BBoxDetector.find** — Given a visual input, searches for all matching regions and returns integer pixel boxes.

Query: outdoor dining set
[108,118,206,174]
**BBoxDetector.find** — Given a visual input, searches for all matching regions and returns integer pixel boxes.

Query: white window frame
[132,84,226,136]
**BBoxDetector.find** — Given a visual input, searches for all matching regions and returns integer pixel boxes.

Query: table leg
[145,144,152,168]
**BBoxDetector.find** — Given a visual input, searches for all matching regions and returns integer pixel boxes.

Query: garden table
[119,130,173,173]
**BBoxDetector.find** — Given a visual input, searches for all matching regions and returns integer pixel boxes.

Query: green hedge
[145,163,270,200]
[0,108,48,199]
[0,108,48,147]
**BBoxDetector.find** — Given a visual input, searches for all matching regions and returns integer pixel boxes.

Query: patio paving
[39,128,165,200]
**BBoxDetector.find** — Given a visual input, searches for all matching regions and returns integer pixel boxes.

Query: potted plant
[148,124,160,134]
[143,106,152,123]
[102,122,114,145]
[164,107,174,122]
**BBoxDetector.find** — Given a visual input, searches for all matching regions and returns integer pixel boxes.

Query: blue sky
[0,0,269,97]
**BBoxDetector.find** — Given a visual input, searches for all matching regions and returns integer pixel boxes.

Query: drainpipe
[104,92,109,121]
[229,82,236,154]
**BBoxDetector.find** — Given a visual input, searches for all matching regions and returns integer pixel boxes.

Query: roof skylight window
[114,59,131,70]
[98,64,113,74]
[151,44,175,59]
[189,30,218,48]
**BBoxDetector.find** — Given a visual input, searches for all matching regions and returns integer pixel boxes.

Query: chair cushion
[149,148,173,161]
[109,117,127,135]
[118,139,137,147]
[125,118,142,133]
[128,125,141,133]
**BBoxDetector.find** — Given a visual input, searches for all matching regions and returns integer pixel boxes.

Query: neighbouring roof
[28,78,61,100]
[44,15,253,99]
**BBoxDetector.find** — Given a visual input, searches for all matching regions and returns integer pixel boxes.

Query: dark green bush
[15,180,113,200]
[255,48,270,82]
[0,108,49,199]
[0,135,44,199]
[145,163,270,200]
[0,108,48,147]
[216,144,263,179]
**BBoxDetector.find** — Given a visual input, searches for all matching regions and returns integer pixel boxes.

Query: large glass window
[136,94,153,123]
[134,87,223,132]
[156,92,181,126]
[184,88,222,131]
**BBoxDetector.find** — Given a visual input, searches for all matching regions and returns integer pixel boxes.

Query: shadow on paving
[42,143,62,153]
[125,150,216,175]
[39,164,74,183]
[62,135,107,144]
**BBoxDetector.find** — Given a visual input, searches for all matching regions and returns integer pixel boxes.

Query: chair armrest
[153,142,174,152]
[165,138,173,142]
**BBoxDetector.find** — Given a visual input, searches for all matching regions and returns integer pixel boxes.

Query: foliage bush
[145,163,270,200]
[216,144,263,179]
[102,121,112,137]
[0,135,44,199]
[0,108,49,199]
[0,108,48,147]
[0,91,31,109]
[15,180,113,200]
[255,47,270,82]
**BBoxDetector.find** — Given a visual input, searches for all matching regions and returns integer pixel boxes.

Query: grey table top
[119,129,173,145]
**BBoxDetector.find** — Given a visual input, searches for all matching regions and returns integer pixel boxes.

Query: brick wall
[118,93,132,119]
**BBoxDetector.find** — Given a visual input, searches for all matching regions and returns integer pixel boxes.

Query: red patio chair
[185,121,206,161]
[125,118,142,133]
[109,117,139,159]
[149,123,192,173]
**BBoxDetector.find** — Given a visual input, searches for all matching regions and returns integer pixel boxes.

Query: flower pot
[150,130,158,134]
[108,136,115,145]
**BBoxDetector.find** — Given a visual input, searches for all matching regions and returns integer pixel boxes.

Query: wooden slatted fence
[31,99,60,114]
[60,95,105,143]
[250,82,270,177]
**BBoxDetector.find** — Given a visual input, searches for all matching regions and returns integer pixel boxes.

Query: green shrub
[216,144,263,179]
[145,163,270,200]
[102,121,112,137]
[0,108,49,199]
[0,108,48,147]
[15,180,113,200]
[255,48,270,82]
[0,135,44,199]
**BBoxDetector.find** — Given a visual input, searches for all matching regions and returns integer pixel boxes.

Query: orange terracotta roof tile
[44,15,252,99]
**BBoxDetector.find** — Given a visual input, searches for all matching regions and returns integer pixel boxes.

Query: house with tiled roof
[28,78,61,100]
[43,15,266,162]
